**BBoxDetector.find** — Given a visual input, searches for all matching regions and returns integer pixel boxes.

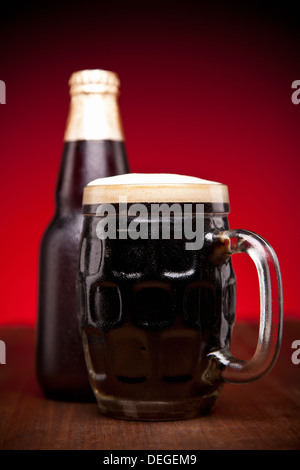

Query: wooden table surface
[0,319,300,451]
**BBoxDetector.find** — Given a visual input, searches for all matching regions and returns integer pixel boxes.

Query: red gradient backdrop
[0,2,299,325]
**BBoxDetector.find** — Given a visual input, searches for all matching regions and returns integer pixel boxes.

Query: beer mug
[77,173,283,420]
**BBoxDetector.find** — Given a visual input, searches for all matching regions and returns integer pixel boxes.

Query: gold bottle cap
[69,69,120,95]
[64,69,124,142]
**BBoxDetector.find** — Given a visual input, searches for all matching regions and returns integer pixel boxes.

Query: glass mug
[77,173,283,420]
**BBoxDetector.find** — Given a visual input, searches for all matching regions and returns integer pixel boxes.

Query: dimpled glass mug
[77,173,283,420]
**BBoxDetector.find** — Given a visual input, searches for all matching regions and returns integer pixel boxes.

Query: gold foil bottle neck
[69,69,120,95]
[64,69,124,142]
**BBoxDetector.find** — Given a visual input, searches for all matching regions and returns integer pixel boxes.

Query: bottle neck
[64,92,125,142]
[55,92,129,213]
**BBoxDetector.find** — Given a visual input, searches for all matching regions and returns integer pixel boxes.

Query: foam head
[82,173,229,206]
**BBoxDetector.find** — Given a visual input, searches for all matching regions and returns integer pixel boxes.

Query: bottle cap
[64,69,124,141]
[69,69,120,95]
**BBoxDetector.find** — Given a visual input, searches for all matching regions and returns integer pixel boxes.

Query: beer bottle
[36,69,130,401]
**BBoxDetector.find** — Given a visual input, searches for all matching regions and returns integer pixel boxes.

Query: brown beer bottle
[36,69,130,401]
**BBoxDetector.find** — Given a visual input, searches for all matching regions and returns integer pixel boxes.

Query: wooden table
[0,320,299,451]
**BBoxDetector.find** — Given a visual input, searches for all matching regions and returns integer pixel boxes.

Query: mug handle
[207,229,283,383]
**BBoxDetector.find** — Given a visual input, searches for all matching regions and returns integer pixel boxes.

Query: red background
[0,1,299,325]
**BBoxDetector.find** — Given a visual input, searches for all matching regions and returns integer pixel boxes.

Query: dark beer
[77,174,236,418]
[37,70,130,401]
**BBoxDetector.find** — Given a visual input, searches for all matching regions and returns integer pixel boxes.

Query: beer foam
[87,173,220,186]
[83,173,229,204]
